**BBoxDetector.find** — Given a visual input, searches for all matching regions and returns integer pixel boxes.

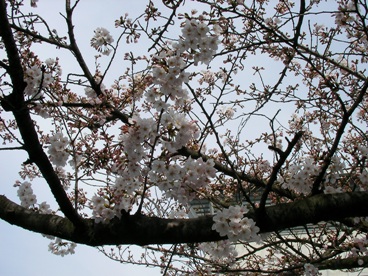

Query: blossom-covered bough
[1,0,368,274]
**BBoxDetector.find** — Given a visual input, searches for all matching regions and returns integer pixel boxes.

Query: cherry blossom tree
[1,0,368,274]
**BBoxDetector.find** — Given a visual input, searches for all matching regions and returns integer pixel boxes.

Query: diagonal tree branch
[177,147,294,199]
[312,81,368,194]
[259,131,304,211]
[0,0,83,228]
[0,0,26,109]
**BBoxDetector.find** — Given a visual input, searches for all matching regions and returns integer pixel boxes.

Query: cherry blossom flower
[17,181,37,208]
[90,27,114,55]
[304,263,319,276]
[47,133,69,167]
[281,156,319,195]
[48,238,76,256]
[212,205,260,242]
[198,240,238,264]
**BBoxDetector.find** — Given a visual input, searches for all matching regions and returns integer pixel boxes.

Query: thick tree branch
[10,23,71,50]
[317,256,368,271]
[1,192,368,246]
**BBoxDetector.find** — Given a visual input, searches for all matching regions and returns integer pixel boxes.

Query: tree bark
[1,191,367,246]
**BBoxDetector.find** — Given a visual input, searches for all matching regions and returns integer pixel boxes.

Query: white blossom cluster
[38,201,52,214]
[217,106,236,119]
[151,56,190,106]
[168,208,188,219]
[118,116,157,167]
[91,195,131,223]
[90,27,114,55]
[115,175,141,195]
[304,263,319,276]
[16,182,53,214]
[24,64,54,98]
[84,76,106,100]
[17,181,37,208]
[358,145,368,158]
[47,133,69,167]
[48,238,76,257]
[160,110,199,152]
[265,17,282,26]
[350,237,368,260]
[334,1,356,27]
[212,205,261,242]
[173,19,219,65]
[118,112,199,166]
[149,157,216,204]
[357,146,368,187]
[198,240,238,264]
[281,157,319,195]
[281,155,350,195]
[359,169,368,187]
[323,156,346,193]
[148,19,218,109]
